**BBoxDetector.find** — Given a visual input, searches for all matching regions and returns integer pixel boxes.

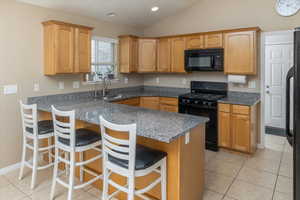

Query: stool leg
[31,139,39,189]
[128,176,135,200]
[67,152,75,200]
[48,137,52,163]
[19,137,27,180]
[79,151,84,183]
[50,147,59,200]
[161,158,167,200]
[102,167,109,200]
[65,151,69,176]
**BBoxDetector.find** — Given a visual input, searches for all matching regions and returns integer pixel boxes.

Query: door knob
[266,85,270,88]
[266,91,270,94]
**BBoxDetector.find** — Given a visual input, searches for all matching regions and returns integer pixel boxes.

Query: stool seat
[109,144,167,170]
[58,128,101,147]
[26,120,54,135]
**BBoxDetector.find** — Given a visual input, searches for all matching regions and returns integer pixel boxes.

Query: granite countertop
[28,86,207,143]
[218,91,260,106]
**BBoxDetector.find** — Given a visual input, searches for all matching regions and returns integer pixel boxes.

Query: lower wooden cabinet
[159,97,178,112]
[115,97,140,107]
[140,97,160,110]
[218,103,257,154]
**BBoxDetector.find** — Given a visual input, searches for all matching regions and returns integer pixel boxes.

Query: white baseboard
[257,143,265,149]
[0,163,21,175]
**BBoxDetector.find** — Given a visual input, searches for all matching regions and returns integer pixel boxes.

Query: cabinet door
[119,37,131,73]
[138,39,157,72]
[231,114,250,152]
[157,38,171,72]
[170,37,186,73]
[160,104,178,113]
[186,35,204,49]
[55,25,74,73]
[115,97,140,107]
[140,97,160,110]
[74,28,91,73]
[204,33,223,48]
[218,112,231,148]
[224,31,256,75]
[132,38,139,72]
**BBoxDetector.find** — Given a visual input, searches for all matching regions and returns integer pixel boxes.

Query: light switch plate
[185,132,190,144]
[248,80,256,89]
[124,77,129,84]
[156,77,160,84]
[3,85,18,95]
[73,81,80,89]
[58,81,64,90]
[182,78,187,85]
[34,83,40,92]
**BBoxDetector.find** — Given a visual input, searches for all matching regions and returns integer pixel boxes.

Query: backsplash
[143,72,260,93]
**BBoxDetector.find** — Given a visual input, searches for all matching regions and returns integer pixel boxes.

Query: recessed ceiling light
[107,12,116,17]
[151,6,159,12]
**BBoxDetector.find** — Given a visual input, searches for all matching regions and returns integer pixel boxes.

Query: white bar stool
[19,101,55,189]
[100,116,167,200]
[50,106,102,200]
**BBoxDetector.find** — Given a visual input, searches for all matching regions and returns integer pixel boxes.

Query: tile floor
[0,135,293,200]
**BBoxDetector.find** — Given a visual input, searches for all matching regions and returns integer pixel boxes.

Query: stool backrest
[20,101,38,136]
[99,116,137,174]
[51,106,76,149]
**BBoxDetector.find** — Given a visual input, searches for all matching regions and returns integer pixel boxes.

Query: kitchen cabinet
[159,97,178,112]
[186,35,204,49]
[115,97,140,107]
[218,103,257,154]
[42,20,93,75]
[170,37,186,73]
[138,39,157,72]
[224,31,257,75]
[140,97,160,110]
[157,38,171,72]
[119,36,138,73]
[204,33,223,48]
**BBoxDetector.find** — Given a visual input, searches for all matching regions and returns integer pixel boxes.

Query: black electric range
[179,81,228,151]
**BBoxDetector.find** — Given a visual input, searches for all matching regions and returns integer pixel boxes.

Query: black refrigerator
[286,28,300,200]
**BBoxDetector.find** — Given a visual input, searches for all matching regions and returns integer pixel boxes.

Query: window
[91,37,117,80]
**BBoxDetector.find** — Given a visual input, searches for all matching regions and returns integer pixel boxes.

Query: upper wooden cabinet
[224,31,257,75]
[157,38,171,72]
[170,37,186,73]
[119,36,138,73]
[42,20,93,75]
[186,35,204,49]
[138,39,157,72]
[204,33,223,48]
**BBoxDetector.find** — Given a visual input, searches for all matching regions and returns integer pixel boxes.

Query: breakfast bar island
[28,91,208,200]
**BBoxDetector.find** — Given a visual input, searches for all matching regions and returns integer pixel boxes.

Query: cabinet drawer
[218,103,230,113]
[159,97,178,106]
[232,105,250,115]
[116,97,140,106]
[160,104,178,113]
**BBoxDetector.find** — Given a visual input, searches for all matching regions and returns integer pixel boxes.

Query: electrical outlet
[185,132,190,144]
[73,81,80,89]
[58,81,64,90]
[33,83,40,92]
[124,77,129,84]
[156,77,160,84]
[182,78,187,85]
[3,85,18,95]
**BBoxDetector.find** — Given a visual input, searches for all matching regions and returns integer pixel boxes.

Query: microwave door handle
[286,66,294,140]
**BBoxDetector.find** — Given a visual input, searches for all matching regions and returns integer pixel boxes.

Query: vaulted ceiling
[18,0,199,28]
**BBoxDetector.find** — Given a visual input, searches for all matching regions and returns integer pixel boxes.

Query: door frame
[260,30,294,148]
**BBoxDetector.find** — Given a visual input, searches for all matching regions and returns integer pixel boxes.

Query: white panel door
[265,44,293,128]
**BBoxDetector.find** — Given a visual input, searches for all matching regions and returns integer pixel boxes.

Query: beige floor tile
[236,167,277,189]
[244,157,280,174]
[275,175,293,194]
[223,197,237,200]
[214,151,248,165]
[203,189,223,200]
[0,184,27,200]
[284,143,293,153]
[227,180,273,200]
[5,168,53,195]
[0,175,11,189]
[86,186,102,198]
[205,159,242,178]
[264,143,285,152]
[279,162,293,178]
[273,191,293,200]
[265,135,286,146]
[205,150,217,163]
[281,152,293,164]
[204,171,234,194]
[73,191,98,200]
[254,149,282,162]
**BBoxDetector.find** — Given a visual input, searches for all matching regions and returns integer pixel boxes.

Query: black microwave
[184,48,224,71]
